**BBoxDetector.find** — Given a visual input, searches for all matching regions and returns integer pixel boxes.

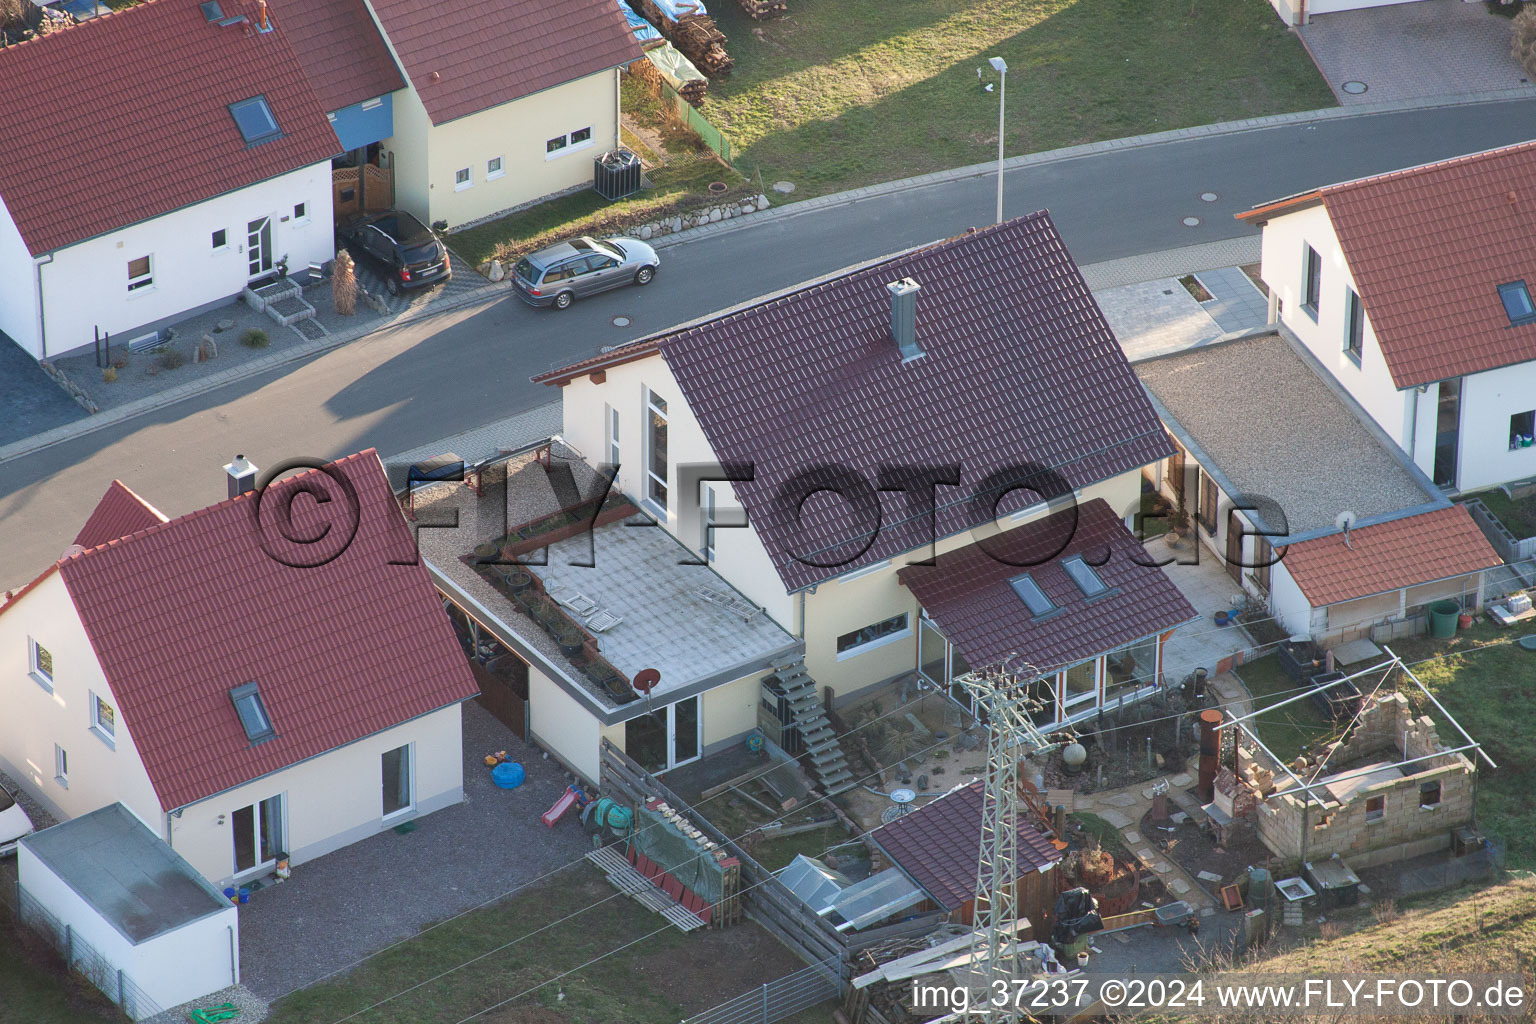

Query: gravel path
[237,702,590,1000]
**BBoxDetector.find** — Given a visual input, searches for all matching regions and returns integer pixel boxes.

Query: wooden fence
[332,163,393,218]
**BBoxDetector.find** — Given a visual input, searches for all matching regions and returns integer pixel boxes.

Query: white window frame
[644,388,668,517]
[381,742,416,822]
[89,691,116,748]
[702,482,718,563]
[211,228,229,251]
[291,202,309,225]
[546,127,595,161]
[1057,659,1100,712]
[54,744,68,787]
[127,254,154,294]
[454,167,473,191]
[486,156,505,180]
[28,637,53,693]
[606,404,620,469]
[836,613,911,661]
[231,793,285,880]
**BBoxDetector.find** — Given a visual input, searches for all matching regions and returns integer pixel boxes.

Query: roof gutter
[1235,189,1324,226]
[33,254,52,359]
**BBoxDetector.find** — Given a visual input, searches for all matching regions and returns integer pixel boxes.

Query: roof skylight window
[229,96,282,146]
[1498,281,1536,325]
[1009,574,1056,617]
[230,682,275,744]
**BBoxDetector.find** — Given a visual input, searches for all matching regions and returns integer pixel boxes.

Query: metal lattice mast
[954,658,1049,1023]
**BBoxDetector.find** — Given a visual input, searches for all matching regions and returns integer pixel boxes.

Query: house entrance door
[247,216,273,279]
[232,793,284,878]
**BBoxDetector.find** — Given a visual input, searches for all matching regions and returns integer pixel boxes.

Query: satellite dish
[60,544,86,560]
[1334,511,1358,532]
[632,668,661,695]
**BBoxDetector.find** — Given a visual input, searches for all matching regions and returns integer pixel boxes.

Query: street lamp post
[989,56,1007,225]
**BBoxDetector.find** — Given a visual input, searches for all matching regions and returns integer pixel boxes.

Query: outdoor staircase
[771,656,854,794]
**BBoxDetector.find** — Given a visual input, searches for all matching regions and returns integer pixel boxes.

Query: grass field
[1461,488,1536,538]
[704,0,1334,199]
[1233,654,1339,765]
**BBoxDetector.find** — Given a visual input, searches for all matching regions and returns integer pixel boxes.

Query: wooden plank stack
[626,0,733,77]
[736,0,786,17]
[629,54,707,106]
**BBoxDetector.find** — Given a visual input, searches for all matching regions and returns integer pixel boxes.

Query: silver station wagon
[513,236,659,309]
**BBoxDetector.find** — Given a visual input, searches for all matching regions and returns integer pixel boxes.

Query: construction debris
[735,0,786,18]
[626,0,733,77]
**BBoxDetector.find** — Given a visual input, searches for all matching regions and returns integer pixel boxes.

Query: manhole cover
[708,181,728,194]
[611,315,632,327]
[1182,216,1202,227]
[1200,191,1219,203]
[1342,80,1367,95]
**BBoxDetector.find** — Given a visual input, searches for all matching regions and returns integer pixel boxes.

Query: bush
[1513,6,1536,77]
[101,366,117,383]
[157,348,186,370]
[241,327,270,348]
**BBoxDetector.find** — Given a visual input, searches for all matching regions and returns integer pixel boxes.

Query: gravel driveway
[237,702,591,1000]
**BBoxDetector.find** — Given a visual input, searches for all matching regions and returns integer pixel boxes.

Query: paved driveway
[1299,0,1536,104]
[0,335,87,448]
[236,701,591,1000]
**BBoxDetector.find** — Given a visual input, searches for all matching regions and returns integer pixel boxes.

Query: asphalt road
[4,99,1536,589]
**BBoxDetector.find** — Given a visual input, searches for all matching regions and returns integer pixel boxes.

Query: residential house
[358,0,640,230]
[1136,331,1503,644]
[0,450,479,888]
[0,0,341,360]
[431,215,1199,784]
[1239,141,1536,494]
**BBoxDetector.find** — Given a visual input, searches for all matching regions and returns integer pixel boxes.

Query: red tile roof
[51,451,478,811]
[73,481,168,550]
[874,781,1062,911]
[603,214,1172,593]
[1279,504,1502,608]
[0,0,340,256]
[364,0,639,125]
[899,499,1197,676]
[268,0,403,112]
[1244,141,1536,388]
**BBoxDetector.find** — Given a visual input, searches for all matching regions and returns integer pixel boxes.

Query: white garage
[18,803,238,1020]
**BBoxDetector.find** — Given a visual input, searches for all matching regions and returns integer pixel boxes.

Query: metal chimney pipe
[224,454,258,499]
[886,278,921,360]
[1197,708,1223,802]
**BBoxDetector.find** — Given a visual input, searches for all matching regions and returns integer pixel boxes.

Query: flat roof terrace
[414,446,799,721]
[1135,332,1437,538]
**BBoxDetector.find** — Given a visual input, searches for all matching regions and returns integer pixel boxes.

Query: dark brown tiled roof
[875,781,1062,911]
[365,0,639,125]
[1279,505,1501,608]
[269,0,403,112]
[1243,141,1536,388]
[646,214,1173,593]
[52,451,478,811]
[73,481,168,550]
[899,499,1197,675]
[0,0,340,256]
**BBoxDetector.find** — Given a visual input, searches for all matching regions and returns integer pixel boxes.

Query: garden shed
[18,803,238,1019]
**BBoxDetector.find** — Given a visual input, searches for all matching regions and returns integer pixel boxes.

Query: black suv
[338,211,451,295]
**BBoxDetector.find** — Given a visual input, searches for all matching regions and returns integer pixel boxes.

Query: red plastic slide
[541,786,579,827]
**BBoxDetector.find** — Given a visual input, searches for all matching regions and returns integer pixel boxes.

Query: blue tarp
[616,0,662,41]
[651,0,707,21]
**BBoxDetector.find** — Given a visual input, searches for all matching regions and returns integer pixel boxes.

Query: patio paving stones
[1101,792,1139,808]
[1097,809,1132,828]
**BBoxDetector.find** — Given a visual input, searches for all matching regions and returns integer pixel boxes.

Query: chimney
[886,277,921,360]
[224,454,258,499]
[256,0,269,30]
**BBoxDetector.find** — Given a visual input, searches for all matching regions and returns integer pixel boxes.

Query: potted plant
[501,568,534,593]
[556,627,585,659]
[1168,492,1192,542]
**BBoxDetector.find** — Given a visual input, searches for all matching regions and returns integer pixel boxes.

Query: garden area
[1233,653,1339,765]
[448,74,754,270]
[702,0,1335,199]
[1462,486,1536,538]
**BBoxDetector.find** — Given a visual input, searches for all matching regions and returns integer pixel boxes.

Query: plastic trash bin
[491,761,526,789]
[1429,600,1460,639]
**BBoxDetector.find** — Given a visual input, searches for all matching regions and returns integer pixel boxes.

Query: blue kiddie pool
[491,762,526,789]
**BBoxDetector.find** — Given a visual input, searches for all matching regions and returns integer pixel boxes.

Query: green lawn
[1387,619,1536,870]
[1071,812,1132,857]
[704,0,1335,199]
[1233,653,1339,764]
[449,76,749,269]
[1461,488,1536,538]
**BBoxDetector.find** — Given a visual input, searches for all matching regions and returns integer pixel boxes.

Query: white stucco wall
[383,70,620,231]
[166,702,465,887]
[28,162,333,360]
[1458,360,1536,492]
[18,842,238,1019]
[0,198,40,355]
[529,665,615,784]
[1269,561,1319,637]
[701,672,763,752]
[0,574,163,833]
[1260,204,1411,449]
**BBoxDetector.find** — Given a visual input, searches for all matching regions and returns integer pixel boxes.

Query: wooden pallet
[586,846,705,932]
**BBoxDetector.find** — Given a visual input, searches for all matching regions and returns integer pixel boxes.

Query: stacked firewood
[735,0,786,17]
[627,0,733,77]
[628,52,708,106]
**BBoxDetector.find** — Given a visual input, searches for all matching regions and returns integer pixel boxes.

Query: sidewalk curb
[5,91,1528,465]
[0,280,510,465]
[651,88,1536,248]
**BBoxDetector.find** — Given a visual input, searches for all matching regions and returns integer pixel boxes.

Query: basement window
[1498,281,1536,325]
[229,96,282,146]
[1420,781,1441,809]
[230,682,275,744]
[1364,794,1385,823]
